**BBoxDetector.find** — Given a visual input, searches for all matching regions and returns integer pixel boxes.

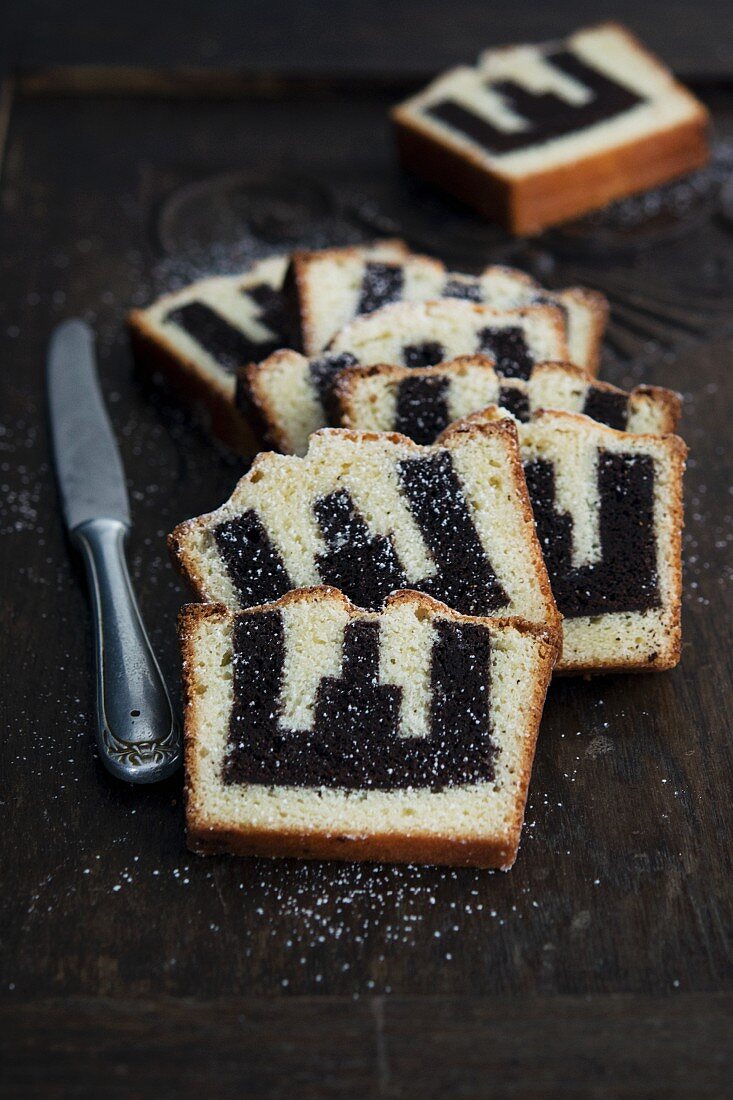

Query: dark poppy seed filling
[213,510,292,605]
[313,489,409,610]
[582,388,629,431]
[223,611,497,791]
[524,450,660,617]
[165,301,278,373]
[242,282,289,341]
[402,341,446,369]
[394,375,452,444]
[425,48,645,157]
[477,326,532,380]
[357,263,405,315]
[398,451,509,614]
[213,452,507,616]
[443,279,483,302]
[498,386,531,423]
[308,351,359,406]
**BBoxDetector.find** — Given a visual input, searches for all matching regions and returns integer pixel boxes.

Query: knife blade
[48,319,131,532]
[47,319,181,783]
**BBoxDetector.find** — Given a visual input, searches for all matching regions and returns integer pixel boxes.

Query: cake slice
[287,246,606,370]
[181,587,558,867]
[238,348,360,455]
[336,357,681,444]
[237,300,568,455]
[285,242,443,357]
[392,22,709,234]
[127,239,407,450]
[328,299,568,375]
[442,407,686,673]
[170,423,561,638]
[128,255,289,449]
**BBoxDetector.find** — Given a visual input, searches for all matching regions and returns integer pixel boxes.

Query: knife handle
[73,518,181,783]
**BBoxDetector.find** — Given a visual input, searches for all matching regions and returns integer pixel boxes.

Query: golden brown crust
[127,310,262,454]
[180,587,559,869]
[167,520,211,601]
[186,824,518,868]
[556,288,609,376]
[447,404,688,458]
[391,25,710,239]
[633,385,683,432]
[238,348,306,453]
[393,111,709,237]
[528,408,688,453]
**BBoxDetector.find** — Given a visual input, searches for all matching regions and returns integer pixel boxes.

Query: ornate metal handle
[73,518,181,783]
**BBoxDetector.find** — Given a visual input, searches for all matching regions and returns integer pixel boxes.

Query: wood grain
[4,0,733,79]
[0,63,732,1097]
[3,995,732,1098]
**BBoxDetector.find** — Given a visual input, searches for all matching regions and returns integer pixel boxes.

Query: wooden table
[1,6,732,1095]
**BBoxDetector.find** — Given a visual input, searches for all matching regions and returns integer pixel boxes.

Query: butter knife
[47,319,181,783]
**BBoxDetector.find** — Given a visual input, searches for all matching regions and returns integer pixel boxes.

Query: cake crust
[128,310,260,452]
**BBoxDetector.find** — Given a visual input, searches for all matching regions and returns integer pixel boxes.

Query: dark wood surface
[4,0,733,78]
[1,10,733,1095]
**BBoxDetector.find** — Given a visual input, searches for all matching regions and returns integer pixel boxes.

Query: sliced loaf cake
[128,255,289,449]
[328,299,568,377]
[181,587,558,867]
[287,245,606,370]
[128,240,407,449]
[392,22,709,234]
[336,357,681,444]
[238,335,668,457]
[443,407,686,673]
[170,423,560,637]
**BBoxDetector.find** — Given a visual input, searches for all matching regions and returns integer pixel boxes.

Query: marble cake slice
[287,246,606,370]
[335,356,681,444]
[237,299,566,454]
[127,239,408,451]
[284,240,437,358]
[169,423,561,640]
[128,254,289,451]
[180,587,558,867]
[391,22,709,234]
[328,299,568,378]
[442,407,686,673]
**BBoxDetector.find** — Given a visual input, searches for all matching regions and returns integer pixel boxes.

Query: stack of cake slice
[129,237,606,452]
[177,425,561,868]
[133,235,686,868]
[286,243,606,369]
